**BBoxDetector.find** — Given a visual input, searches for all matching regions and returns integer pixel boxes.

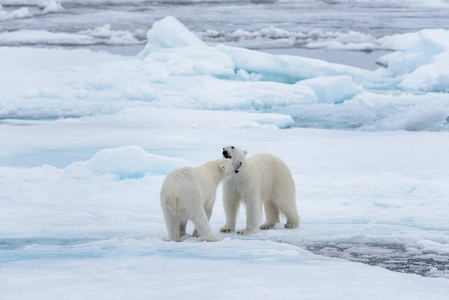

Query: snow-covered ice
[1,109,449,298]
[1,3,449,299]
[65,146,188,179]
[2,16,449,130]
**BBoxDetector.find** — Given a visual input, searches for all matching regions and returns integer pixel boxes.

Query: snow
[397,51,449,92]
[1,9,449,300]
[79,25,140,45]
[1,114,449,298]
[0,29,96,46]
[38,0,64,14]
[415,240,449,255]
[66,146,189,179]
[140,15,206,54]
[292,92,449,131]
[1,240,449,300]
[0,0,63,21]
[295,75,362,104]
[2,1,449,52]
[375,29,449,92]
[0,6,31,21]
[0,27,140,46]
[139,16,235,77]
[2,16,447,131]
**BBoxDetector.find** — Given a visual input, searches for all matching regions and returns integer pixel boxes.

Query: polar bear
[160,158,242,242]
[220,146,300,235]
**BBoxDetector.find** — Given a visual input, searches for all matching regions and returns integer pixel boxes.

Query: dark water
[263,48,392,70]
[305,242,449,278]
[85,44,389,70]
[2,0,449,48]
[2,0,448,70]
[2,237,448,279]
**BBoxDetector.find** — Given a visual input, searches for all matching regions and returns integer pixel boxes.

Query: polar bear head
[222,145,247,161]
[220,158,242,174]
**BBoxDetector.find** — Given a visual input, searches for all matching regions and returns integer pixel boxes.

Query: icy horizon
[1,15,448,131]
[2,0,449,50]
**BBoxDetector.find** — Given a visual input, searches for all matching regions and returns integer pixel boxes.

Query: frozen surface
[1,108,449,299]
[1,16,448,131]
[1,2,449,299]
[1,240,449,300]
[66,146,189,179]
[2,0,449,52]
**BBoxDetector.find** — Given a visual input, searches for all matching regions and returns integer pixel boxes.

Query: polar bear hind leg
[279,197,300,229]
[179,220,187,237]
[192,200,215,237]
[161,206,183,242]
[186,203,222,242]
[260,200,280,230]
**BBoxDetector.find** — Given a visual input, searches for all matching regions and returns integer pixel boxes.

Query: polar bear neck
[231,156,247,173]
[196,159,227,186]
[231,152,247,163]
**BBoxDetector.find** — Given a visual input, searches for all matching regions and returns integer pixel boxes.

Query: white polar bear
[160,158,242,242]
[220,146,300,235]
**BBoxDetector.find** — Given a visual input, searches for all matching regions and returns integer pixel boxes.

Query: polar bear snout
[223,150,231,159]
[223,146,236,159]
[223,146,247,161]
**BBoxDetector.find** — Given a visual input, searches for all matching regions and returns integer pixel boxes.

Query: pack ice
[1,15,449,300]
[1,15,448,130]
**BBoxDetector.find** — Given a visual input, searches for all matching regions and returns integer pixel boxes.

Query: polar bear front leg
[260,201,279,230]
[220,188,240,233]
[237,197,261,235]
[192,201,214,237]
[189,207,221,242]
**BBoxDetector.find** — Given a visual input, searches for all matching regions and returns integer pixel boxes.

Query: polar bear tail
[166,190,179,209]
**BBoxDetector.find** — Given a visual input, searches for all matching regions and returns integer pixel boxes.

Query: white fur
[160,158,241,242]
[221,146,300,234]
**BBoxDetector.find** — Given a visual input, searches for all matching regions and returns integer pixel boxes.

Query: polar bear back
[160,166,201,210]
[245,153,295,203]
[193,164,219,205]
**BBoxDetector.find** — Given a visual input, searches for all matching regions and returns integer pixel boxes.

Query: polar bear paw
[220,226,235,233]
[237,229,257,235]
[202,236,222,242]
[284,223,299,229]
[259,223,275,230]
[165,237,183,242]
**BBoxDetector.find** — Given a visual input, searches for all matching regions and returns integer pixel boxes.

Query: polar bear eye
[231,146,234,149]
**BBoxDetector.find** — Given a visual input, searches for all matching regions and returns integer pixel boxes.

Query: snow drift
[66,146,188,179]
